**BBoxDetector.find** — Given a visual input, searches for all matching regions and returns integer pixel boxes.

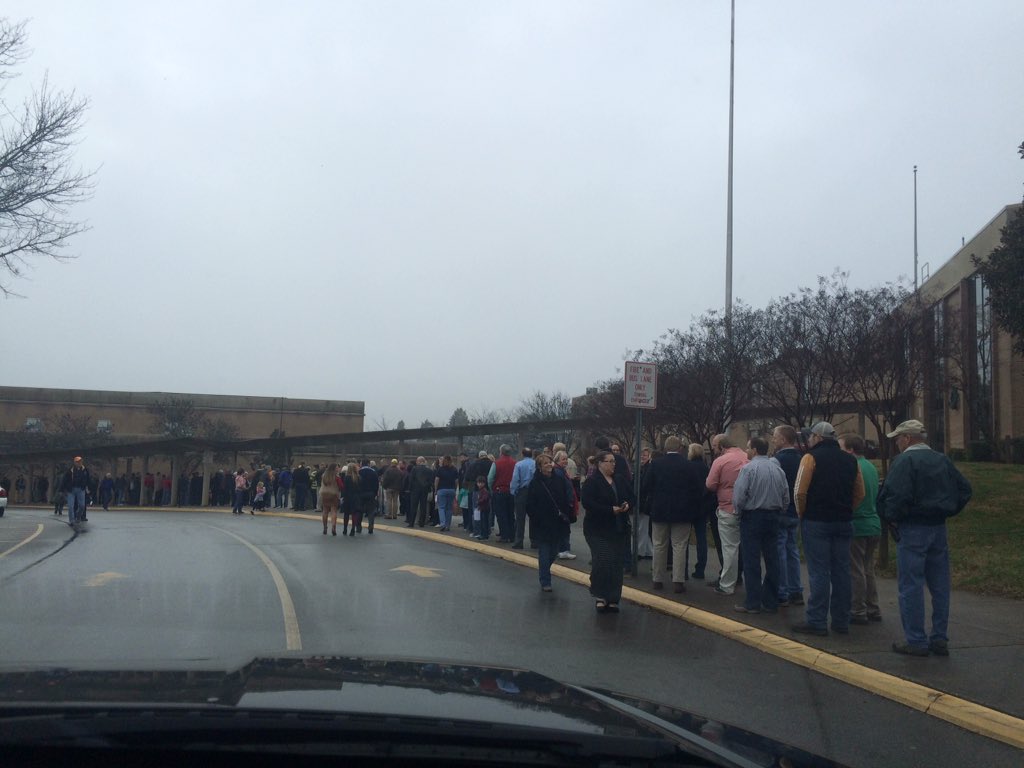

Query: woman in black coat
[689,443,722,581]
[581,450,632,612]
[525,454,573,592]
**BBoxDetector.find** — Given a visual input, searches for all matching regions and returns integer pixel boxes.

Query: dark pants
[740,510,782,611]
[777,515,803,601]
[462,487,473,529]
[474,496,492,540]
[410,489,429,526]
[294,484,308,511]
[585,529,628,603]
[492,491,514,541]
[232,489,246,514]
[537,537,559,588]
[344,498,361,530]
[692,510,709,578]
[513,491,531,546]
[802,519,853,631]
[362,495,377,531]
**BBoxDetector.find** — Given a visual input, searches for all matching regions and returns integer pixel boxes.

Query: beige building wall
[0,387,364,441]
[914,204,1023,453]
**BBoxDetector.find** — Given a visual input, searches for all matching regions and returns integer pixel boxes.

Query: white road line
[0,524,44,559]
[208,526,302,651]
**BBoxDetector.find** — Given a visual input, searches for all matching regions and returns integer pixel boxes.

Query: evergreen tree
[973,141,1024,354]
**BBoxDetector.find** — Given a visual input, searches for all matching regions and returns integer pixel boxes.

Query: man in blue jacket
[643,436,705,593]
[358,459,380,534]
[878,420,972,657]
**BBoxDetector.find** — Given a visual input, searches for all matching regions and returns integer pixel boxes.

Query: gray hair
[500,444,513,456]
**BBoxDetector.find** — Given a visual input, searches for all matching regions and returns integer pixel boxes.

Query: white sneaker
[563,552,577,560]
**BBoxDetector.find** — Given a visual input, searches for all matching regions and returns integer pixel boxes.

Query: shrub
[947,448,967,462]
[967,440,994,462]
[1010,437,1024,465]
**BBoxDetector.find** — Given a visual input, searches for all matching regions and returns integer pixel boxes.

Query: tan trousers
[851,535,881,619]
[652,521,692,584]
[384,489,400,518]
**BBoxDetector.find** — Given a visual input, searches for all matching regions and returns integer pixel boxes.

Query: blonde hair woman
[319,463,342,536]
[343,463,361,535]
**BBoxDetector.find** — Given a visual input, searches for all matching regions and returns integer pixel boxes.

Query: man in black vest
[791,422,865,637]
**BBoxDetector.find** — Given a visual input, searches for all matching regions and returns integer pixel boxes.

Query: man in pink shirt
[705,433,749,594]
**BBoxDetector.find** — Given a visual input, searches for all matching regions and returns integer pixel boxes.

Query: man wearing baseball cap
[60,456,91,528]
[878,419,972,657]
[791,422,865,636]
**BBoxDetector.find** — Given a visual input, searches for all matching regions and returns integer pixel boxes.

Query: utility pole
[723,0,736,431]
[725,0,736,321]
[914,165,919,290]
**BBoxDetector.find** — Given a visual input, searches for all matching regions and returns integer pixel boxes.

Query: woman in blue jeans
[232,469,249,515]
[433,455,460,532]
[525,454,573,592]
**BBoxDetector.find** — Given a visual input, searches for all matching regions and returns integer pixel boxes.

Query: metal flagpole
[913,165,919,291]
[725,0,736,321]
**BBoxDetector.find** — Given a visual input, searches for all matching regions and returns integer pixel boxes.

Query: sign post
[623,361,657,577]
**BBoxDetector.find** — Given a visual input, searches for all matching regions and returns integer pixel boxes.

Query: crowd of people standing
[14,419,972,654]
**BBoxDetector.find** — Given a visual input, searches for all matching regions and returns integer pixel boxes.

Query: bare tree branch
[0,18,94,296]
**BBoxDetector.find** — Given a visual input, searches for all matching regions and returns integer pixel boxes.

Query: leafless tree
[846,284,938,471]
[575,378,641,459]
[650,303,763,447]
[756,273,857,427]
[1,19,94,296]
[515,390,581,456]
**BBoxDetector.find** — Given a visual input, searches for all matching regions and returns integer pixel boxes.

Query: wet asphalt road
[0,507,1019,767]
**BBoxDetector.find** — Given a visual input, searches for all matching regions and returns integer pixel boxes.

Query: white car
[0,484,7,516]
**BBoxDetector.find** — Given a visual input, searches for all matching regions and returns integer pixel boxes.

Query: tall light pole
[722,0,736,432]
[913,165,919,290]
[725,0,736,321]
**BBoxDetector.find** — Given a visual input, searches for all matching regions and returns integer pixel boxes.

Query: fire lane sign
[624,361,657,409]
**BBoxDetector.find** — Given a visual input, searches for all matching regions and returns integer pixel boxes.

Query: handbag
[539,478,573,525]
[609,481,629,533]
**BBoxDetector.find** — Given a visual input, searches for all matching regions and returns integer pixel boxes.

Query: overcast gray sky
[3,1,1023,429]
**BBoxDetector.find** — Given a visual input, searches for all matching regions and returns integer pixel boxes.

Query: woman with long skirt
[581,450,632,613]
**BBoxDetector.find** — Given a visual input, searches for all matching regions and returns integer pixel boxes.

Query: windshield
[2,3,1023,768]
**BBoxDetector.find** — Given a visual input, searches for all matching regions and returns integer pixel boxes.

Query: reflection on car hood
[0,656,845,767]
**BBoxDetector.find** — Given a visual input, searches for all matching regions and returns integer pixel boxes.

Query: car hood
[0,656,846,767]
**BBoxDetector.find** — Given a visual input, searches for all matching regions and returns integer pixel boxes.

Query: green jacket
[877,444,972,526]
[852,456,881,537]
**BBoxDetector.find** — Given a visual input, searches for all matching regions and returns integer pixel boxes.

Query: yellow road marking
[209,526,302,651]
[0,524,44,559]
[83,571,129,587]
[390,565,443,578]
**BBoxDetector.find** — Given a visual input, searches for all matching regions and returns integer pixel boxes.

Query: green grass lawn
[876,462,1024,599]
